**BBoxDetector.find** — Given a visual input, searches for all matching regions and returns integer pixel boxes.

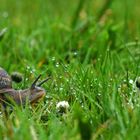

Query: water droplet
[72,92,76,95]
[108,84,111,87]
[59,76,62,79]
[123,79,126,82]
[99,83,102,87]
[26,66,30,70]
[90,84,93,87]
[32,69,36,72]
[52,57,56,61]
[70,87,74,90]
[90,119,93,124]
[129,79,134,84]
[79,100,83,104]
[110,78,113,81]
[56,62,59,67]
[59,87,63,91]
[94,78,97,82]
[91,71,93,74]
[75,98,78,101]
[81,104,84,108]
[73,52,78,56]
[30,71,33,74]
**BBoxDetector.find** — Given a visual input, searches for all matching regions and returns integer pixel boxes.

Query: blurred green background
[0,0,139,70]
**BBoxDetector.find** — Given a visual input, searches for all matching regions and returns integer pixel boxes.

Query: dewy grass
[0,0,140,139]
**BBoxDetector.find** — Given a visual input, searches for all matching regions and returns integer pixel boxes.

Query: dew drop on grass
[91,71,93,74]
[59,76,62,79]
[97,58,101,61]
[79,100,82,104]
[90,119,93,124]
[73,52,78,56]
[107,48,110,52]
[134,99,137,103]
[30,70,33,74]
[70,87,74,90]
[129,79,134,84]
[123,79,126,83]
[51,57,56,61]
[55,62,59,68]
[130,92,133,95]
[83,84,86,88]
[98,83,102,88]
[59,87,63,91]
[94,78,97,82]
[26,66,30,70]
[81,103,84,108]
[110,78,113,81]
[64,64,68,68]
[75,97,78,101]
[90,84,93,87]
[136,104,140,107]
[118,87,121,92]
[72,92,76,95]
[108,84,111,87]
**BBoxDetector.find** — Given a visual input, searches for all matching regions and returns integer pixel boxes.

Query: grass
[0,0,140,139]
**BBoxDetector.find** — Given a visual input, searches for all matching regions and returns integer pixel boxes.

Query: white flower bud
[56,101,69,114]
